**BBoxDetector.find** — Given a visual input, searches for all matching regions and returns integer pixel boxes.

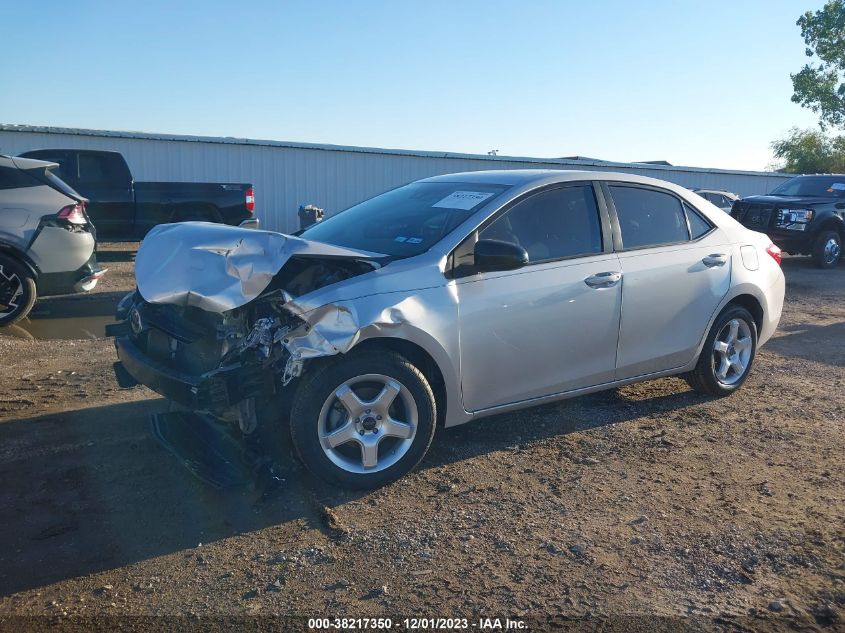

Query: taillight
[57,202,87,225]
[245,187,255,213]
[765,242,782,266]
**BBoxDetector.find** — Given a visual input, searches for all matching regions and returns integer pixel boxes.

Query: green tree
[791,0,845,129]
[771,128,845,173]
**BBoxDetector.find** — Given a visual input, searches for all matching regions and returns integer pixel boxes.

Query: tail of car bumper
[758,271,785,347]
[37,255,107,296]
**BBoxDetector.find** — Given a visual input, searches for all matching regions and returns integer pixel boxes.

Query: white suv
[0,155,105,326]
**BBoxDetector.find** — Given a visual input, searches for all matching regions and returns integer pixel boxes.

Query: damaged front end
[110,222,383,436]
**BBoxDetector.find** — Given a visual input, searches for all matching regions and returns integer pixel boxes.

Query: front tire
[290,350,437,489]
[811,230,842,269]
[684,306,757,397]
[0,254,37,327]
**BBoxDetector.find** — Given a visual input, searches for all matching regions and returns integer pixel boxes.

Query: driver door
[455,183,622,412]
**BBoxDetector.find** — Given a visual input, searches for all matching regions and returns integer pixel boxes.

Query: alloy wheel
[317,374,418,474]
[0,265,22,318]
[824,237,841,265]
[711,318,753,386]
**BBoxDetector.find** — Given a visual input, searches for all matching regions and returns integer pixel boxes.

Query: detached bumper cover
[115,335,202,407]
[113,335,275,409]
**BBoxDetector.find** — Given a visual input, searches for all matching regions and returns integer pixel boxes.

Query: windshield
[299,181,509,257]
[770,175,845,198]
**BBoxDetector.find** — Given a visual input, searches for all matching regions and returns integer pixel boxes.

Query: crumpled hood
[136,222,380,312]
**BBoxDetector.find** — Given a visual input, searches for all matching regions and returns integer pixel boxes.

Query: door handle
[584,271,622,288]
[702,254,728,267]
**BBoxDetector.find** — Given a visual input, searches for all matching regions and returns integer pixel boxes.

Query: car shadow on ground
[766,321,845,367]
[0,380,709,596]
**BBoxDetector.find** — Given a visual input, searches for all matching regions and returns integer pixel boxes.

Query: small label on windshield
[829,183,845,191]
[432,191,494,210]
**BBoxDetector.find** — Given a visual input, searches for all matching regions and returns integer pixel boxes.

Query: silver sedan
[115,170,785,489]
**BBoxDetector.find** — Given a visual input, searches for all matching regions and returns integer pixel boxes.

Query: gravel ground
[0,246,842,631]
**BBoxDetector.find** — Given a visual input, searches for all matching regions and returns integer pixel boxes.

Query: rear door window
[609,185,689,249]
[77,153,130,185]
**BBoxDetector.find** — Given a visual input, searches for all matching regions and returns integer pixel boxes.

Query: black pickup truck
[731,174,845,268]
[18,149,256,239]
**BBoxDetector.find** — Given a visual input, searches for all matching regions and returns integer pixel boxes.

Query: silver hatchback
[114,170,785,488]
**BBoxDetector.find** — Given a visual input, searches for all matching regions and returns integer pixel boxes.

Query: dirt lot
[0,244,842,631]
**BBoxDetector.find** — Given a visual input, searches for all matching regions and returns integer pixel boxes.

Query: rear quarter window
[685,203,714,239]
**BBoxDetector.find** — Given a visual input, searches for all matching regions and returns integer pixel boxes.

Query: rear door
[455,183,622,411]
[603,183,732,379]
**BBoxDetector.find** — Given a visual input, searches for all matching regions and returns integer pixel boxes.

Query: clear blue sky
[0,0,827,170]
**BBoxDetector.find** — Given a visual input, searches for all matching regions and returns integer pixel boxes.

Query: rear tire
[0,254,37,327]
[684,306,757,397]
[289,350,437,489]
[811,230,842,269]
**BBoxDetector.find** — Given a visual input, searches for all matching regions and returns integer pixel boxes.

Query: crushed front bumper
[113,335,275,409]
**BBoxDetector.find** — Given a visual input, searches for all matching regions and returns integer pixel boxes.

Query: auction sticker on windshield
[432,191,495,210]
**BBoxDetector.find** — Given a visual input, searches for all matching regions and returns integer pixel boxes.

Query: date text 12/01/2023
[307,618,528,630]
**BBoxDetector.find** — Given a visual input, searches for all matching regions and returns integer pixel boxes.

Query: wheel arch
[0,242,39,278]
[349,337,448,427]
[689,284,771,370]
[725,293,764,335]
[815,215,845,238]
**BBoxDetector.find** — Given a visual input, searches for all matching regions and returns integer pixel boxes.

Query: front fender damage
[130,222,425,437]
[280,295,423,361]
[229,292,424,398]
[127,222,417,491]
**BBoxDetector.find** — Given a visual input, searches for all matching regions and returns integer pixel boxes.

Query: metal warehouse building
[0,124,792,234]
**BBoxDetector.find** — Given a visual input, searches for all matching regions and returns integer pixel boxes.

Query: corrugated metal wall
[0,126,793,234]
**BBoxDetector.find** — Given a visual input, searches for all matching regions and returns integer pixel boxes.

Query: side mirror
[474,239,529,272]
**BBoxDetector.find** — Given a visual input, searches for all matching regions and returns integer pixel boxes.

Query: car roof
[419,169,700,196]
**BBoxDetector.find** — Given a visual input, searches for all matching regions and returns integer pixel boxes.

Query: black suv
[731,175,845,268]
